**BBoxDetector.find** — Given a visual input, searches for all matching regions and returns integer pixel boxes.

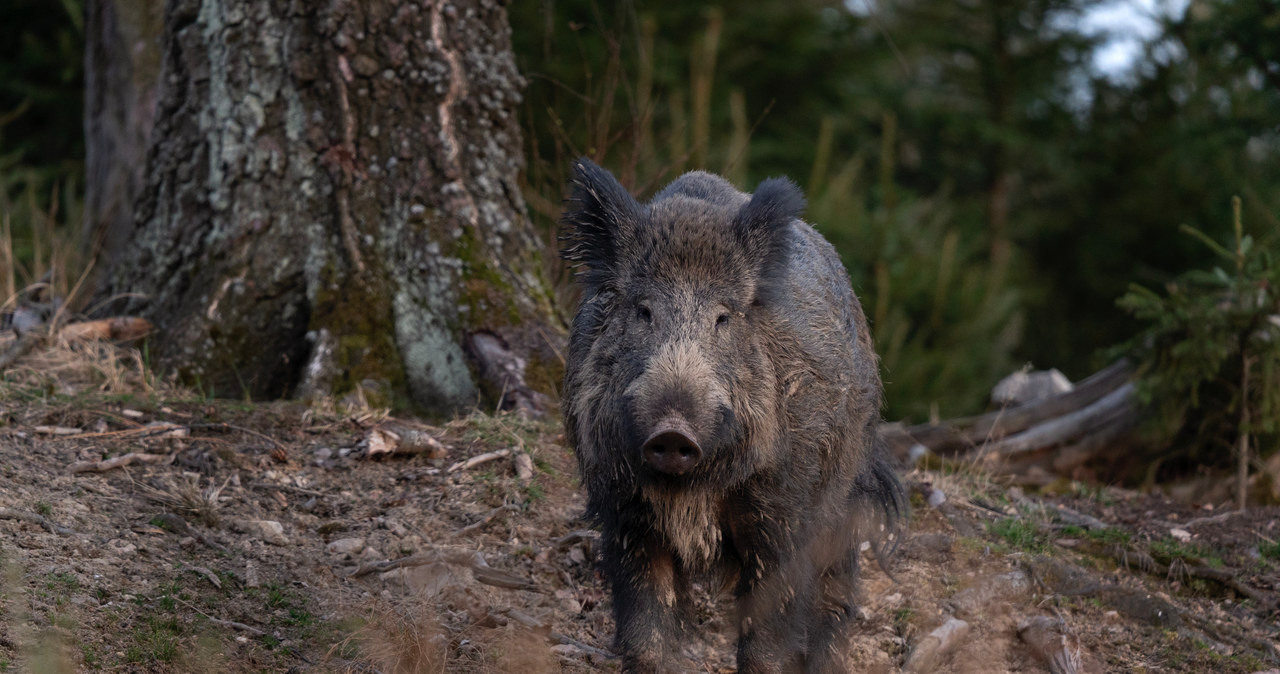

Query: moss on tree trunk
[89,0,559,414]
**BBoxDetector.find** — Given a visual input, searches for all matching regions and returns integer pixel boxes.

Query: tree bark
[87,0,559,413]
[83,0,165,270]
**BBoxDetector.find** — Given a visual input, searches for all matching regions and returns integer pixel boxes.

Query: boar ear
[735,176,805,301]
[559,157,643,290]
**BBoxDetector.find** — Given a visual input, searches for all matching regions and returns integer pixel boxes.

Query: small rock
[239,519,289,546]
[992,368,1073,407]
[244,560,261,588]
[327,537,366,556]
[1169,527,1192,542]
[106,539,136,555]
[514,452,534,481]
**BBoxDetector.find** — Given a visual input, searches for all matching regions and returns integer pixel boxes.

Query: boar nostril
[640,417,703,475]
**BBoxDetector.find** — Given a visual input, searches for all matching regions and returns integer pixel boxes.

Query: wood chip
[58,316,153,342]
[447,448,514,473]
[903,617,970,673]
[363,422,450,459]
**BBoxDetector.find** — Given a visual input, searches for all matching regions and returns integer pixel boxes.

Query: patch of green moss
[450,228,522,327]
[310,263,408,402]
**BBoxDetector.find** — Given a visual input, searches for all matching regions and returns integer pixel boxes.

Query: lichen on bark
[90,0,561,413]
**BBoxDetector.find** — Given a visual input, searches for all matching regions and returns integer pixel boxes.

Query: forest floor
[1,340,1279,673]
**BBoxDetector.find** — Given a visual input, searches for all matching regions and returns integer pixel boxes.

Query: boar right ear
[559,158,643,290]
[735,176,805,302]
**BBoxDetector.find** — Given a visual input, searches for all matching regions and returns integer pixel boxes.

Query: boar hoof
[641,417,702,475]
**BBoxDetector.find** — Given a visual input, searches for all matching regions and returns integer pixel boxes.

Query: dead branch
[505,607,616,660]
[69,452,173,473]
[982,382,1135,458]
[178,598,266,636]
[1107,546,1276,610]
[150,512,228,553]
[447,448,514,473]
[249,481,329,497]
[456,504,521,537]
[186,423,286,450]
[186,565,223,590]
[349,546,540,592]
[34,425,83,435]
[0,507,76,535]
[881,360,1132,457]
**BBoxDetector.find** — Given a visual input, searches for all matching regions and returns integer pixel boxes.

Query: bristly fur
[559,160,905,674]
[559,157,644,292]
[733,176,805,307]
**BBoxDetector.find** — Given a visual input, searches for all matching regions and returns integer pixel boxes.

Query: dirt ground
[1,343,1279,673]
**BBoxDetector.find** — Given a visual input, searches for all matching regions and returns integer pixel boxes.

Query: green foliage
[988,517,1049,552]
[812,151,1022,420]
[1117,199,1280,472]
[514,2,1025,418]
[1259,540,1280,561]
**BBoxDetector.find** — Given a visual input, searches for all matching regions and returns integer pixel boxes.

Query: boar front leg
[602,529,692,673]
[731,542,813,673]
[804,549,860,674]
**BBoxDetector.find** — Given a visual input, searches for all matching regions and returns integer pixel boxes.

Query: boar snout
[641,416,703,475]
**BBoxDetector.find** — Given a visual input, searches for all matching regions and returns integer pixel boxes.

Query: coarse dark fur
[559,158,905,673]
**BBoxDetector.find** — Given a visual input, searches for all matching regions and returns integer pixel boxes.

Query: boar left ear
[735,176,805,300]
[559,157,644,291]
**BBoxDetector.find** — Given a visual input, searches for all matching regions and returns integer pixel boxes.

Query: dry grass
[342,601,448,674]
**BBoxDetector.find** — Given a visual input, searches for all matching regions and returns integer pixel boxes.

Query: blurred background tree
[4,0,1278,426]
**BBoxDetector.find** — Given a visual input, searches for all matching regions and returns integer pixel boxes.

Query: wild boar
[560,158,904,673]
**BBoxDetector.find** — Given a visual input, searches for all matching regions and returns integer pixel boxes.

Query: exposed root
[0,506,76,536]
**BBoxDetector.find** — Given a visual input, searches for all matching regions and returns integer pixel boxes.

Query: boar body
[560,159,904,673]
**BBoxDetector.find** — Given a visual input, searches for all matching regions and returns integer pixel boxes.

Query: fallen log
[880,360,1132,458]
[881,360,1141,481]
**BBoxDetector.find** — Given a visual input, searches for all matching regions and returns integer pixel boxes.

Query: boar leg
[732,550,814,674]
[603,530,693,673]
[804,549,860,673]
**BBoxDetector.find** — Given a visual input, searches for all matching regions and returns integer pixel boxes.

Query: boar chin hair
[559,157,643,292]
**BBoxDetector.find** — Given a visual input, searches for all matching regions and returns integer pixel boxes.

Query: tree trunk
[83,0,164,270]
[88,0,559,414]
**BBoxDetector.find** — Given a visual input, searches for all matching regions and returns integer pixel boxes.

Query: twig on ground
[505,608,616,660]
[1110,547,1276,610]
[554,529,599,548]
[0,506,76,535]
[151,512,228,553]
[249,481,329,497]
[447,448,514,473]
[178,598,265,636]
[349,546,540,592]
[34,425,83,435]
[186,423,287,451]
[186,565,223,590]
[68,452,172,473]
[456,504,521,537]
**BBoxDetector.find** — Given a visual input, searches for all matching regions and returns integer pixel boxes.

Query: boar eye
[637,305,652,323]
[716,313,730,328]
